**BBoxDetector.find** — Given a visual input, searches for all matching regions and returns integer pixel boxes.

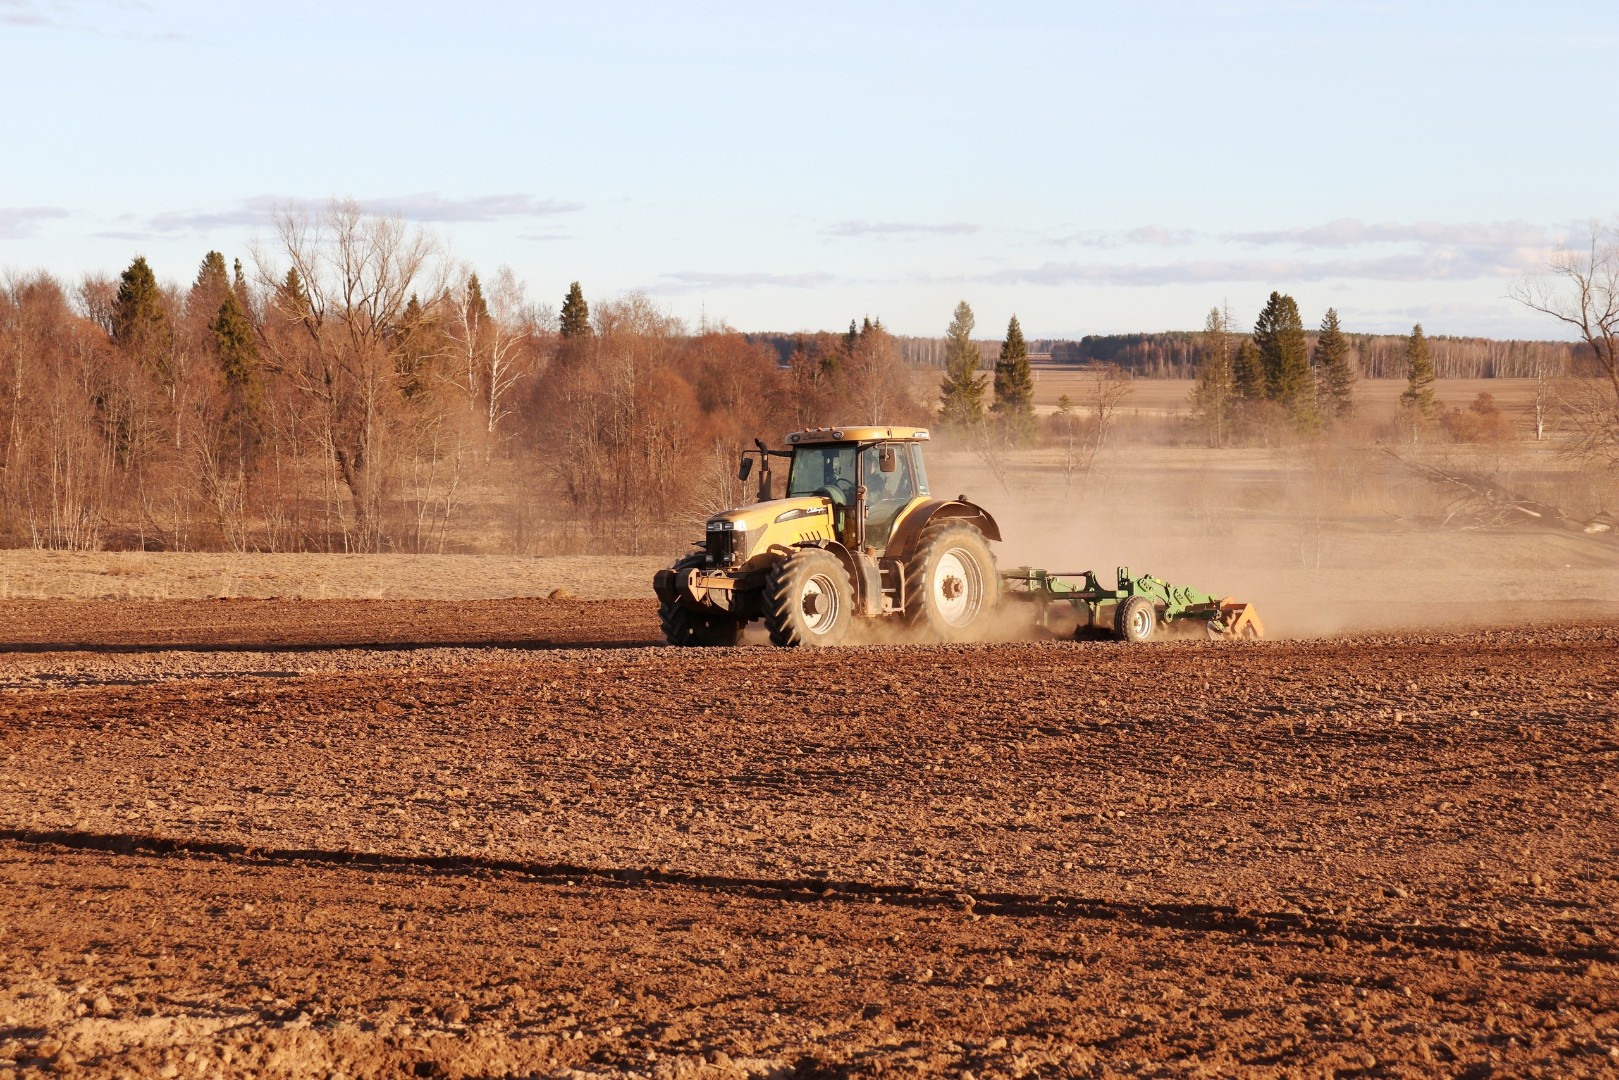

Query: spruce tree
[559,281,591,339]
[991,314,1036,443]
[466,273,490,325]
[1233,338,1266,402]
[1314,308,1356,423]
[937,300,987,430]
[1190,305,1237,446]
[394,293,436,400]
[112,255,174,382]
[189,251,230,334]
[1252,291,1316,431]
[212,286,261,418]
[462,274,492,359]
[1400,323,1437,421]
[194,251,228,299]
[278,267,311,321]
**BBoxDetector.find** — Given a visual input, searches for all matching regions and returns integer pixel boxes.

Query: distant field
[913,366,1546,418]
[1029,370,1543,417]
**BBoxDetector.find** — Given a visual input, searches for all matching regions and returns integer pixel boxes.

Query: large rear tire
[659,598,744,647]
[903,522,998,642]
[763,548,854,647]
[1115,595,1157,643]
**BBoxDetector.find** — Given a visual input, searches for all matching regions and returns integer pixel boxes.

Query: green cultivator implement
[1000,566,1264,643]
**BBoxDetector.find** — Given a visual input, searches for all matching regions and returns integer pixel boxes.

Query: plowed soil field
[2,599,1617,1078]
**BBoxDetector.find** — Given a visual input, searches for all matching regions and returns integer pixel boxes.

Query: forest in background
[2,205,1612,555]
[0,207,917,555]
[874,331,1579,379]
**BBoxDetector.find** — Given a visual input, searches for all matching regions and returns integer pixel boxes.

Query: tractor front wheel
[763,548,854,647]
[903,523,998,642]
[659,599,744,647]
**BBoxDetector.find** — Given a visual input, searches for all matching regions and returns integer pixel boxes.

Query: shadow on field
[4,827,1611,967]
[0,637,657,656]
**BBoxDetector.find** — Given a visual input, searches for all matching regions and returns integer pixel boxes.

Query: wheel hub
[931,549,982,627]
[800,574,840,634]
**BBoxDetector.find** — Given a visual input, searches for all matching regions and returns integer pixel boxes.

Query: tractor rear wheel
[903,522,998,642]
[763,548,854,647]
[659,598,744,647]
[1115,595,1157,643]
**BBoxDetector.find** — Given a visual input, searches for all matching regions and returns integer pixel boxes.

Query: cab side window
[868,443,914,505]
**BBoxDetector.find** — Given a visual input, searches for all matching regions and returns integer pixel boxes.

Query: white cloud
[1,1,184,39]
[824,221,979,238]
[1226,218,1560,249]
[0,205,70,238]
[1056,225,1200,248]
[964,245,1546,288]
[650,270,839,294]
[140,193,583,234]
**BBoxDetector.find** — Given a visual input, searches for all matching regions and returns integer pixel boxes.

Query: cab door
[862,442,917,552]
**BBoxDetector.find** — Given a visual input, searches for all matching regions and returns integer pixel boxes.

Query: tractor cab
[777,427,929,552]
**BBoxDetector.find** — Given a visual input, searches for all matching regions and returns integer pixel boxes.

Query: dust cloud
[926,441,1619,640]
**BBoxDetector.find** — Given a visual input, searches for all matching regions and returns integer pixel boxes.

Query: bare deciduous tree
[442,265,541,440]
[0,274,114,549]
[1052,364,1132,498]
[255,201,443,550]
[1512,221,1619,469]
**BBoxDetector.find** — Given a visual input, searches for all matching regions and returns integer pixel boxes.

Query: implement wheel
[763,548,854,647]
[903,522,998,642]
[1115,595,1157,643]
[659,598,743,647]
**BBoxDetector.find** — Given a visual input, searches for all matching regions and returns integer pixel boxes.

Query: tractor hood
[706,496,829,536]
[704,496,837,567]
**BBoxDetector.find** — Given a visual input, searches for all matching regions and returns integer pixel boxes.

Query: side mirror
[877,447,897,473]
[738,457,754,482]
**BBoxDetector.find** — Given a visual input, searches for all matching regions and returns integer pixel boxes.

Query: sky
[2,0,1615,341]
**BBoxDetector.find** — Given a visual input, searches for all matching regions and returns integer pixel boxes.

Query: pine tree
[1314,307,1356,423]
[1190,305,1237,446]
[112,255,174,382]
[1401,323,1437,421]
[937,300,987,430]
[559,281,590,339]
[1252,291,1317,431]
[991,314,1036,443]
[1233,338,1266,402]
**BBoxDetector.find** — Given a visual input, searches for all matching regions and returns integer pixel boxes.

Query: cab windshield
[786,444,858,498]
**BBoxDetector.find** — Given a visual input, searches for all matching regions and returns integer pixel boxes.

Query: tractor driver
[862,444,914,548]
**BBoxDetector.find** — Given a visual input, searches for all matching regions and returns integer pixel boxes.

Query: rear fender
[885,500,1001,560]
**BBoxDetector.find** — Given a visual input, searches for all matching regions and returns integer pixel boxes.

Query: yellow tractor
[653,425,1001,647]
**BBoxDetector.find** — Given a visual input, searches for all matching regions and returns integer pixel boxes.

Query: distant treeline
[871,332,1581,379]
[0,208,918,554]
